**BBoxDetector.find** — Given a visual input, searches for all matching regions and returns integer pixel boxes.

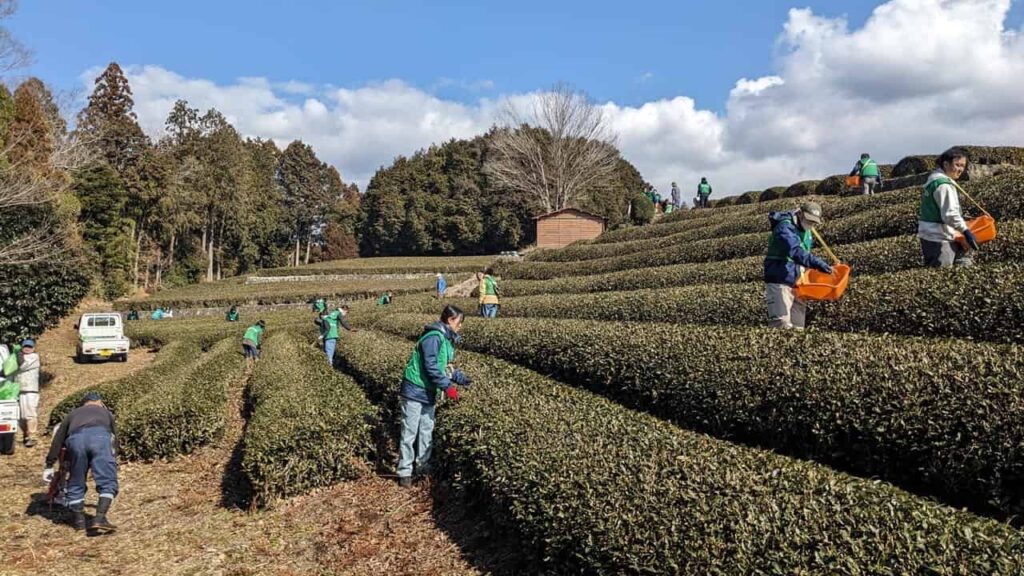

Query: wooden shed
[534,208,607,249]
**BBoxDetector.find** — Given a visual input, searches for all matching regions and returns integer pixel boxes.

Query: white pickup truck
[76,313,130,363]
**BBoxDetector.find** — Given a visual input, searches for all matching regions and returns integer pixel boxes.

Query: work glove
[818,263,834,275]
[445,386,460,401]
[42,468,54,483]
[963,229,980,251]
[452,369,472,388]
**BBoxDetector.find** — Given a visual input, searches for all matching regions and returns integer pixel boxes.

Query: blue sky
[8,1,1024,193]
[11,0,955,110]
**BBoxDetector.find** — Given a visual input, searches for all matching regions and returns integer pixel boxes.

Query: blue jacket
[400,322,460,405]
[437,276,447,294]
[763,211,831,287]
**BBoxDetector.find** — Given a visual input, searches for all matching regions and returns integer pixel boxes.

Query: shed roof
[533,208,608,222]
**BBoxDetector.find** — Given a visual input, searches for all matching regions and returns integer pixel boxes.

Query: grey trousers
[861,176,880,195]
[921,239,973,268]
[765,283,807,329]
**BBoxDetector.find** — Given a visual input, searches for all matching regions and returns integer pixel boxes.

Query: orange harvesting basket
[795,264,851,302]
[956,214,997,250]
[844,175,861,188]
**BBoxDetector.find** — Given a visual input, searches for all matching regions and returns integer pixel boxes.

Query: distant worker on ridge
[225,305,239,322]
[697,178,712,208]
[436,273,447,299]
[477,269,500,318]
[850,153,883,196]
[764,202,833,330]
[918,146,978,268]
[671,182,682,209]
[377,291,393,306]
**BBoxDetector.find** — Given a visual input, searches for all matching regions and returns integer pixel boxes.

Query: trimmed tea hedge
[116,337,244,460]
[258,255,495,277]
[734,190,763,205]
[782,180,818,198]
[51,338,245,461]
[48,340,195,428]
[121,275,442,310]
[367,313,1024,521]
[242,332,374,505]
[893,154,933,177]
[486,257,1024,344]
[338,327,1024,572]
[501,219,1024,297]
[498,173,1023,279]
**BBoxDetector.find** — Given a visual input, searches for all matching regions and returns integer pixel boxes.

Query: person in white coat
[918,147,977,267]
[16,339,41,448]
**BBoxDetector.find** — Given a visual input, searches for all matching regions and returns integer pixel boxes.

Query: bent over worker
[919,146,977,267]
[396,305,470,487]
[44,391,118,533]
[477,269,499,318]
[320,305,356,365]
[242,320,265,366]
[764,202,833,329]
[850,153,883,195]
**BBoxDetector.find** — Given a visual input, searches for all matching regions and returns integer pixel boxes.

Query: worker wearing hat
[16,339,41,447]
[44,391,119,533]
[764,202,833,329]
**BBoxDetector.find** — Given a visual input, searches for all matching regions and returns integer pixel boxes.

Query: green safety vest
[314,299,326,312]
[402,330,454,393]
[377,294,391,306]
[766,217,813,262]
[243,325,263,345]
[698,183,711,196]
[859,159,880,177]
[322,310,347,340]
[226,310,239,322]
[918,176,953,224]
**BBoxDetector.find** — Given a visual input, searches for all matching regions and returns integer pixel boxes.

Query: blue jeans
[65,426,118,505]
[397,397,435,478]
[481,304,498,318]
[324,338,337,365]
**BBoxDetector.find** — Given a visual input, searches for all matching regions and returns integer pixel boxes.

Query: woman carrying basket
[918,146,978,268]
[764,202,833,330]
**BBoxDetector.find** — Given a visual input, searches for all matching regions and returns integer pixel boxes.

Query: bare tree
[485,83,620,213]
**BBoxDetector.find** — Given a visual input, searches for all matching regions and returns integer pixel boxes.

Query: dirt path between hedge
[0,302,497,576]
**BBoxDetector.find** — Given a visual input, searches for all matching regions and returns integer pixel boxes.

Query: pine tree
[77,62,150,174]
[8,80,54,178]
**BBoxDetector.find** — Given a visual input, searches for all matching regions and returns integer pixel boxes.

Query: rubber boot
[24,419,37,447]
[91,496,117,533]
[398,476,412,488]
[69,503,86,531]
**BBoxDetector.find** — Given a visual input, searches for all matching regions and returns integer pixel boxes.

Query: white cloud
[104,0,1024,196]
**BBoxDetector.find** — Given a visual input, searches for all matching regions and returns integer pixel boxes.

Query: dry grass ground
[0,302,502,576]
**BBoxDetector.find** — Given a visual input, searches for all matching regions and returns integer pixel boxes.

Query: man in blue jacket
[764,202,833,329]
[396,305,472,487]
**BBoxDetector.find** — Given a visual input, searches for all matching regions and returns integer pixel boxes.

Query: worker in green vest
[311,297,327,314]
[242,320,265,367]
[696,178,712,208]
[225,305,239,322]
[319,305,356,365]
[764,202,833,329]
[918,146,977,267]
[850,153,883,195]
[396,305,471,487]
[477,269,500,318]
[377,291,393,306]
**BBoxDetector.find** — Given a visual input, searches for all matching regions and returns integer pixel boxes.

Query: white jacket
[15,352,40,393]
[918,170,969,243]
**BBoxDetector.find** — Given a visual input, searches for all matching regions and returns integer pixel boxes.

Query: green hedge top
[338,326,1024,574]
[365,312,1024,522]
